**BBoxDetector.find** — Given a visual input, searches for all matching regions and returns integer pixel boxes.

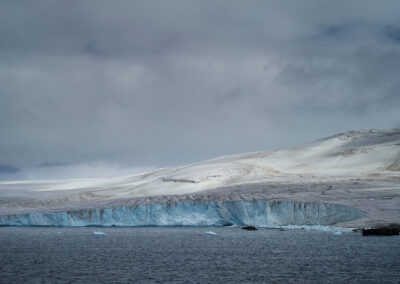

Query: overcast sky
[1,0,400,179]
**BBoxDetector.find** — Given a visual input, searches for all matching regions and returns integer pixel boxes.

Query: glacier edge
[0,200,365,227]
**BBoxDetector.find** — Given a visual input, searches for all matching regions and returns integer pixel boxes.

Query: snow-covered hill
[1,128,399,227]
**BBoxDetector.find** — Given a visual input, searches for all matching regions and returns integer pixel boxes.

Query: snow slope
[0,128,399,227]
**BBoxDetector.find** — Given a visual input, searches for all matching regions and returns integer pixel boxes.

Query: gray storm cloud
[1,0,400,179]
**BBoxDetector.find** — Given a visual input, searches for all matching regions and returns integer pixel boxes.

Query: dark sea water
[0,227,399,283]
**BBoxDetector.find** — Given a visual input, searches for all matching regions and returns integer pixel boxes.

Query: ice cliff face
[0,200,364,227]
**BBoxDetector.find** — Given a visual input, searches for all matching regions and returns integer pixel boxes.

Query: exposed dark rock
[362,224,400,236]
[242,226,258,231]
[162,177,198,184]
[223,222,234,226]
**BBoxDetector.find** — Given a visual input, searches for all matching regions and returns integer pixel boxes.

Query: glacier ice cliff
[0,200,364,227]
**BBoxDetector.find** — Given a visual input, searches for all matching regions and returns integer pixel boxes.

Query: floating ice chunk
[204,231,217,235]
[93,231,106,236]
[333,231,342,235]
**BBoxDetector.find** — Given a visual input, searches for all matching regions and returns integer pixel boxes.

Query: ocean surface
[0,227,399,283]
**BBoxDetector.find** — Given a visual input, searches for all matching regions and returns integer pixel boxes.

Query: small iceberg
[93,231,106,236]
[204,231,217,235]
[333,231,342,235]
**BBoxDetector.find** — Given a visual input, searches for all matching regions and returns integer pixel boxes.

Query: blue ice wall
[0,200,364,227]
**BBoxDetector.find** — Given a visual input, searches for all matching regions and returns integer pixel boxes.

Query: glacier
[0,200,364,227]
[0,128,399,228]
